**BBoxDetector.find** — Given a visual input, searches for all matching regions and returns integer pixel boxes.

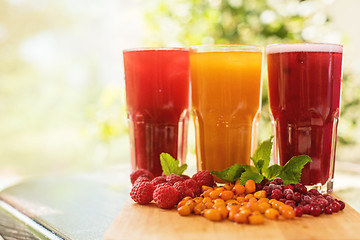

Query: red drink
[123,48,190,177]
[267,43,343,192]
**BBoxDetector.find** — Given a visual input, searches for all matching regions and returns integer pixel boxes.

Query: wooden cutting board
[104,195,360,240]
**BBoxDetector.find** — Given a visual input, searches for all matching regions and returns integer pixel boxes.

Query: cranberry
[294,183,307,194]
[279,198,286,203]
[302,195,311,204]
[263,186,272,195]
[271,189,283,200]
[330,202,341,212]
[272,177,284,185]
[293,192,302,202]
[324,206,333,214]
[310,206,322,217]
[336,200,345,210]
[284,184,294,191]
[309,189,321,196]
[286,194,293,200]
[294,206,303,217]
[303,204,312,214]
[325,195,335,204]
[318,198,329,208]
[285,200,296,208]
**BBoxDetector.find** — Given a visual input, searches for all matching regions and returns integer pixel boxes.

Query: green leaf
[263,164,283,180]
[239,171,264,185]
[253,159,264,173]
[251,136,273,170]
[210,164,246,182]
[278,155,312,185]
[160,153,188,176]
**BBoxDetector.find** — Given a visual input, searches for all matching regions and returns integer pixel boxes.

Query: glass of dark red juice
[123,48,190,177]
[266,43,343,193]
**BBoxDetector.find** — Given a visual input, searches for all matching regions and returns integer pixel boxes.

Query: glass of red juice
[123,48,190,177]
[267,43,343,193]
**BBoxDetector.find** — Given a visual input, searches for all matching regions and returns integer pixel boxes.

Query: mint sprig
[211,136,312,184]
[160,153,187,176]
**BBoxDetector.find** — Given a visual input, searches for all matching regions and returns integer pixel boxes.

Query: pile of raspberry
[130,169,214,209]
[259,177,345,216]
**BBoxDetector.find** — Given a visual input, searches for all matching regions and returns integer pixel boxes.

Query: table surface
[0,169,359,240]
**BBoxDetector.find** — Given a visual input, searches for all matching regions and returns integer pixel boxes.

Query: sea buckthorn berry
[233,184,245,195]
[282,208,296,219]
[214,198,226,205]
[254,190,267,199]
[185,200,196,211]
[258,202,271,213]
[210,189,222,199]
[204,201,214,209]
[246,202,261,212]
[278,204,294,214]
[234,212,250,224]
[215,186,225,191]
[226,199,239,206]
[215,206,229,219]
[203,209,222,221]
[201,189,212,198]
[245,194,254,200]
[194,197,203,204]
[258,198,269,204]
[182,196,192,202]
[177,199,186,208]
[178,205,191,216]
[265,208,280,220]
[202,197,212,203]
[248,197,258,203]
[202,186,213,192]
[236,196,246,203]
[228,210,238,221]
[272,200,284,209]
[194,203,206,215]
[268,199,277,205]
[235,179,242,185]
[245,180,256,194]
[227,205,240,212]
[224,183,234,190]
[220,190,234,201]
[249,214,264,225]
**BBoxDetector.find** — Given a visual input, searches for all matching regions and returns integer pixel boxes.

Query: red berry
[285,200,296,209]
[271,189,283,200]
[153,185,179,209]
[150,176,167,186]
[324,206,333,214]
[181,174,190,180]
[308,189,321,196]
[303,204,311,214]
[293,192,302,203]
[191,170,214,187]
[294,206,303,217]
[272,177,284,185]
[310,206,322,217]
[155,182,172,189]
[173,181,186,201]
[130,182,154,205]
[133,176,151,186]
[294,183,307,194]
[184,179,201,197]
[336,200,345,210]
[130,169,154,185]
[263,186,272,195]
[166,173,184,185]
[284,189,294,196]
[284,184,294,191]
[330,202,341,212]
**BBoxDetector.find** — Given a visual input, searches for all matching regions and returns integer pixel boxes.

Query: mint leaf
[263,164,283,180]
[239,171,264,185]
[160,153,188,176]
[251,136,273,171]
[210,164,246,182]
[278,155,312,185]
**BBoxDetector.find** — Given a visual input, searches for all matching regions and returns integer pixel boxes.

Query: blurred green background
[1,0,360,206]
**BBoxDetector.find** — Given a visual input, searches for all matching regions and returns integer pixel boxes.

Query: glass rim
[266,42,343,54]
[123,47,188,53]
[190,44,264,53]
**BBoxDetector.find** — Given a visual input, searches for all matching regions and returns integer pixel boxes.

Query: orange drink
[190,45,263,172]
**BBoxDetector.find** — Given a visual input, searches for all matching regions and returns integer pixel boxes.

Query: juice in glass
[267,43,343,192]
[123,48,190,177]
[190,45,263,172]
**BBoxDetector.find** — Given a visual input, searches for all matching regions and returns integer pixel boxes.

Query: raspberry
[153,185,179,209]
[130,169,154,185]
[294,183,307,194]
[173,181,186,201]
[272,177,283,185]
[166,173,184,185]
[184,179,201,197]
[130,182,154,205]
[191,170,214,187]
[155,182,172,189]
[181,174,190,180]
[271,189,283,200]
[133,176,150,186]
[150,176,167,186]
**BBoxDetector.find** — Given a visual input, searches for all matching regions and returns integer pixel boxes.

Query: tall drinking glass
[267,43,343,192]
[123,48,190,177]
[190,45,264,172]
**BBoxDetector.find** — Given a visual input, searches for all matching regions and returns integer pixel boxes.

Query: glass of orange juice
[190,45,264,172]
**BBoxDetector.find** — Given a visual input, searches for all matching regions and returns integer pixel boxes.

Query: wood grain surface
[104,196,360,240]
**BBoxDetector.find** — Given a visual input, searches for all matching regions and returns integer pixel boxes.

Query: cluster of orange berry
[176,179,295,224]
